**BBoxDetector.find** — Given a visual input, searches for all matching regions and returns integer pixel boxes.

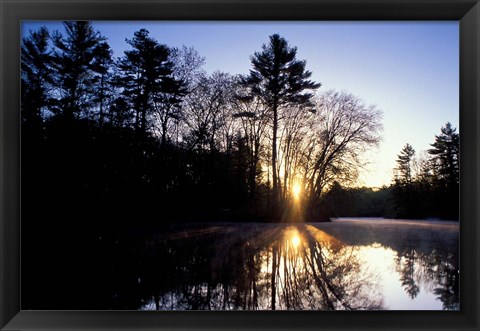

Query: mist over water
[137,219,458,310]
[24,218,457,310]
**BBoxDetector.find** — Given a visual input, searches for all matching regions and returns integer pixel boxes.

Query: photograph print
[21,21,459,310]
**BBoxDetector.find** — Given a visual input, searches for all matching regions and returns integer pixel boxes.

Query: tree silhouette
[428,122,459,189]
[395,143,416,186]
[388,123,459,220]
[170,45,206,88]
[234,83,270,207]
[21,26,54,127]
[302,91,382,219]
[428,122,459,219]
[91,41,114,125]
[398,249,420,299]
[183,71,236,152]
[51,21,107,120]
[117,29,186,143]
[242,34,320,212]
[392,144,417,218]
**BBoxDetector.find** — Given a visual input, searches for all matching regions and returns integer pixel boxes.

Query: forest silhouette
[21,21,460,311]
[22,22,459,226]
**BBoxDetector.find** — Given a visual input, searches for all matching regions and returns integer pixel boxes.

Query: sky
[22,21,459,188]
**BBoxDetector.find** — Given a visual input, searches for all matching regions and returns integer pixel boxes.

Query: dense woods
[22,22,458,225]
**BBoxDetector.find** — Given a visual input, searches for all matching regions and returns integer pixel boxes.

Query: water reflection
[134,224,384,310]
[395,247,459,310]
[23,219,457,310]
[98,220,457,311]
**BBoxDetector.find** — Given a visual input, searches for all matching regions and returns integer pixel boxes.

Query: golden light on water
[305,225,343,250]
[284,227,302,250]
[291,234,301,248]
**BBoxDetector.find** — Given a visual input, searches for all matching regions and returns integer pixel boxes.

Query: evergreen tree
[91,41,114,125]
[21,26,54,126]
[428,122,459,219]
[154,73,187,147]
[51,21,108,120]
[108,96,134,128]
[395,143,416,186]
[428,122,459,189]
[117,29,186,142]
[242,34,320,209]
[393,143,417,218]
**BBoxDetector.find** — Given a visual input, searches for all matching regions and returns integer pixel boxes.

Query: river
[22,218,459,310]
[107,218,459,310]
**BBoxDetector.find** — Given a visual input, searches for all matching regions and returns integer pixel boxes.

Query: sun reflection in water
[137,222,458,311]
[284,226,303,250]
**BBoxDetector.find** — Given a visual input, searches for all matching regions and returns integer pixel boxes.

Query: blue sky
[22,21,459,187]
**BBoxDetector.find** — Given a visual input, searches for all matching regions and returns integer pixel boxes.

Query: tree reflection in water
[21,218,458,310]
[395,247,459,310]
[136,224,384,310]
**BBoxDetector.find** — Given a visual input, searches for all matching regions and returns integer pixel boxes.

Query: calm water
[104,218,459,310]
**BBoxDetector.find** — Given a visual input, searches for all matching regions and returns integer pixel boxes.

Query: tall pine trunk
[272,100,279,216]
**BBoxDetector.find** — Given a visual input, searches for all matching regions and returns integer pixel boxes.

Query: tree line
[392,122,459,219]
[30,21,464,225]
[323,122,459,220]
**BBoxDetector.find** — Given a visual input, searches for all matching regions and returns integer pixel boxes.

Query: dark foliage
[390,123,459,220]
[314,183,394,219]
[20,23,459,311]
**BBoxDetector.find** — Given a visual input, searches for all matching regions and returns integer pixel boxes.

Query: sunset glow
[291,234,301,248]
[292,182,301,200]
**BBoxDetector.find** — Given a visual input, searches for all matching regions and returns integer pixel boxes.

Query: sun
[292,182,301,199]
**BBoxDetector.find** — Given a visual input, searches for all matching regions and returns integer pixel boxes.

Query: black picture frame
[1,0,479,330]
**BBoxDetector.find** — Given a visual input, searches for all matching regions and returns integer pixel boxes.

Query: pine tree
[242,34,320,208]
[51,21,108,120]
[428,122,459,219]
[428,122,459,189]
[21,26,54,126]
[91,41,114,125]
[395,143,416,186]
[117,29,186,142]
[393,143,417,218]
